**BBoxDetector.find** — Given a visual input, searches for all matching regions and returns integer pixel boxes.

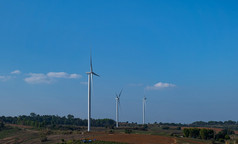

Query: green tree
[30,112,36,117]
[0,121,5,130]
[125,129,132,134]
[200,129,208,139]
[215,129,234,141]
[224,135,230,140]
[189,128,200,138]
[183,128,190,137]
[67,114,74,120]
[207,129,214,139]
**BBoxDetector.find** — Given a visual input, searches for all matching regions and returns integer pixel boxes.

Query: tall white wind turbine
[115,89,122,128]
[86,51,99,132]
[143,96,147,125]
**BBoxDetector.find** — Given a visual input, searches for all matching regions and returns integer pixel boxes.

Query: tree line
[190,120,238,126]
[1,113,238,130]
[183,128,235,142]
[158,120,238,127]
[0,113,115,129]
[157,121,238,131]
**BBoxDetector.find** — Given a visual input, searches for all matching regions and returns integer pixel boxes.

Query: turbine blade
[119,89,123,97]
[92,72,100,77]
[90,49,93,72]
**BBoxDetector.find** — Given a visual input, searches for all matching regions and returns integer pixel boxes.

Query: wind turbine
[143,96,147,125]
[86,51,99,132]
[115,89,122,128]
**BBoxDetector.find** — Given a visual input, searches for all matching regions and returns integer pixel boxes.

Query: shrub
[200,129,208,139]
[211,139,216,144]
[125,129,132,134]
[189,128,200,138]
[109,129,114,134]
[235,139,238,143]
[183,128,214,140]
[176,127,181,130]
[40,136,48,142]
[200,129,214,140]
[218,138,224,142]
[142,124,148,131]
[215,129,233,141]
[162,126,170,130]
[45,130,53,135]
[40,132,48,142]
[0,121,4,131]
[183,128,190,137]
[224,135,230,140]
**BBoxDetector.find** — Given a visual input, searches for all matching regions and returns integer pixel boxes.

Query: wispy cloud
[25,73,51,84]
[25,72,82,84]
[146,82,176,90]
[47,72,81,79]
[11,70,21,74]
[0,76,11,81]
[0,70,21,81]
[69,73,81,79]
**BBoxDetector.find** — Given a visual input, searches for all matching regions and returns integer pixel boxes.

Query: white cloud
[47,72,68,78]
[11,70,21,74]
[69,73,81,79]
[146,82,176,90]
[47,72,81,79]
[25,72,82,84]
[0,70,20,82]
[24,73,51,84]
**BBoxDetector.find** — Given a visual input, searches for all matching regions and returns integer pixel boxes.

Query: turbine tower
[115,89,122,128]
[86,51,99,132]
[143,96,147,125]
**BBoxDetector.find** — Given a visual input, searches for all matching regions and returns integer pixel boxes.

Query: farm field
[0,124,216,144]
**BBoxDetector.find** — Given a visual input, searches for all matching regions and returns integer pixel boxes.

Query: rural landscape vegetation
[1,113,238,143]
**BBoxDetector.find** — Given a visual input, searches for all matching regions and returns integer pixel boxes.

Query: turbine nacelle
[115,89,123,103]
[86,71,100,77]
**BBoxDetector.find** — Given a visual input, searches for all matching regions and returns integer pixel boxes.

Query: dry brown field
[0,125,215,144]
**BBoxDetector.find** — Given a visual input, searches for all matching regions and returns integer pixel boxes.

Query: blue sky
[0,0,238,123]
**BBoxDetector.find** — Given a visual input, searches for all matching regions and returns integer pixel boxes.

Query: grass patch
[58,140,127,144]
[129,127,182,137]
[92,141,127,144]
[176,137,212,144]
[0,126,21,139]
